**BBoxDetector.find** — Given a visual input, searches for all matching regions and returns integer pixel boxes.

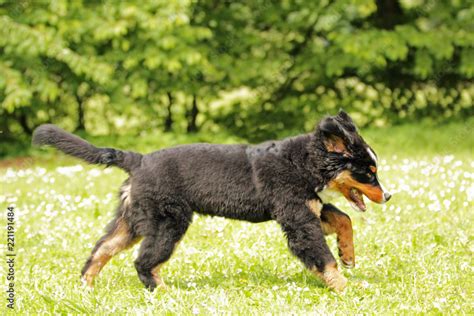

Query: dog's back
[136,143,273,222]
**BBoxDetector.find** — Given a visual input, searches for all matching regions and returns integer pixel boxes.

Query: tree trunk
[375,0,403,29]
[0,114,12,140]
[164,91,173,132]
[75,94,85,132]
[18,112,32,135]
[187,94,199,133]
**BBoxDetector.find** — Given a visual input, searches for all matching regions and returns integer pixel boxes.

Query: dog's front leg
[275,199,347,292]
[320,203,355,269]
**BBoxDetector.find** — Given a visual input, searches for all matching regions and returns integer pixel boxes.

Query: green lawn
[1,121,473,314]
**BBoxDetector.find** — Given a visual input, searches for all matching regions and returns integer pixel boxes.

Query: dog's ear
[318,116,352,156]
[336,110,357,133]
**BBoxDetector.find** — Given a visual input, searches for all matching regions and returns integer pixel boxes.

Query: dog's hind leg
[134,205,192,291]
[320,204,355,269]
[81,216,139,288]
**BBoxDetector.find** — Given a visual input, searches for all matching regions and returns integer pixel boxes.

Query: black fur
[32,124,142,172]
[32,111,380,290]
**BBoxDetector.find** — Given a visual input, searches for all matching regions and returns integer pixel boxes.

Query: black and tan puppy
[32,111,391,292]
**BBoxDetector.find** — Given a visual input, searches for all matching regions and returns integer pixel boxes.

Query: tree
[0,0,473,145]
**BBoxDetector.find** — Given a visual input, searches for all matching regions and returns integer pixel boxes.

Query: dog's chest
[317,187,340,203]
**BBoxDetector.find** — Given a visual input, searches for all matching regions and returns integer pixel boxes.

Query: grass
[1,120,473,314]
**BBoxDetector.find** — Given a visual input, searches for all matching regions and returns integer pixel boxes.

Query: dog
[32,110,391,292]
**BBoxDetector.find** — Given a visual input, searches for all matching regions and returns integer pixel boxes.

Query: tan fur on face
[327,170,384,203]
[306,199,323,217]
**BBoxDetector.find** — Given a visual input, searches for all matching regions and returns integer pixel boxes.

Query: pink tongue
[355,198,366,211]
[352,190,366,211]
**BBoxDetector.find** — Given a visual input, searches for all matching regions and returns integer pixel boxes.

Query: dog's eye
[366,172,375,180]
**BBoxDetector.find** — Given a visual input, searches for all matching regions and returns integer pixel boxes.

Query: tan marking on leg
[306,199,323,217]
[83,219,138,288]
[120,184,132,207]
[151,264,167,290]
[83,254,112,288]
[321,222,336,235]
[311,262,347,293]
[149,240,182,290]
[321,208,355,268]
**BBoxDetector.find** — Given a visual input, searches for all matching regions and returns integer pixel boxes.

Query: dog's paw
[324,270,347,293]
[314,265,348,293]
[81,275,94,290]
[340,258,355,269]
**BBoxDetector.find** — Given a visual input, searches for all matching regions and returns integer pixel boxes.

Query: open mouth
[349,188,366,212]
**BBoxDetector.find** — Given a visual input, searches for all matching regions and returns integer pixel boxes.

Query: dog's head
[315,111,391,211]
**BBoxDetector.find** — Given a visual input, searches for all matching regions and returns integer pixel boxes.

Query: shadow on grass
[76,262,386,298]
[162,265,386,292]
[167,268,326,290]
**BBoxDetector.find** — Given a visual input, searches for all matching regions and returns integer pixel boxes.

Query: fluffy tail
[32,124,142,173]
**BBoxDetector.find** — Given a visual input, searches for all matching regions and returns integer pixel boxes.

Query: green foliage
[0,0,473,143]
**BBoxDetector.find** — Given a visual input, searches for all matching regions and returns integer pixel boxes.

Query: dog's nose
[384,192,392,202]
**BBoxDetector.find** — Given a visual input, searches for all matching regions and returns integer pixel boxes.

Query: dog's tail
[32,124,142,173]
